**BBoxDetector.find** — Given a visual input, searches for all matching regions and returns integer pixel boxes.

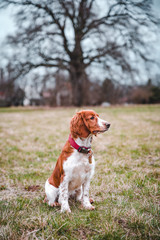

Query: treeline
[1,69,159,107]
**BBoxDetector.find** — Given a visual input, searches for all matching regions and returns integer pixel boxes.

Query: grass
[0,105,160,240]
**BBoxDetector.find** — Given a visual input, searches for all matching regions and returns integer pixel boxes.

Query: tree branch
[84,43,127,68]
[38,52,70,64]
[0,0,72,58]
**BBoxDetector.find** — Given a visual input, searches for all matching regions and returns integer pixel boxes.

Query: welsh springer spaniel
[44,110,110,212]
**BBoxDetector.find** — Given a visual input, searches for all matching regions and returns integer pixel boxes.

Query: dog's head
[70,110,110,138]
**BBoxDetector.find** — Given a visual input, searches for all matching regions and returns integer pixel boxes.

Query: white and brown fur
[44,110,110,213]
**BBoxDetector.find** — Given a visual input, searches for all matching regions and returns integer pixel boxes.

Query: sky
[0,6,15,43]
[0,0,160,43]
[0,0,160,86]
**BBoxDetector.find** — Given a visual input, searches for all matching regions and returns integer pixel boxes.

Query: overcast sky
[0,0,160,84]
[0,0,160,43]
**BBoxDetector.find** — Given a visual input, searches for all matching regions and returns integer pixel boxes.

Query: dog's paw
[50,202,61,207]
[86,205,95,210]
[61,206,71,213]
[76,195,82,202]
[81,204,95,210]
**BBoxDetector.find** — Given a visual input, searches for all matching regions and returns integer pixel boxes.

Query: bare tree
[0,64,25,106]
[0,0,159,106]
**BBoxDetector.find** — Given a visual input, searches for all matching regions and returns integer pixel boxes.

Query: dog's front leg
[59,176,71,213]
[81,178,95,210]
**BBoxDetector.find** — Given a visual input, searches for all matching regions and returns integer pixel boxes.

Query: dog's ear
[80,110,98,137]
[70,111,90,138]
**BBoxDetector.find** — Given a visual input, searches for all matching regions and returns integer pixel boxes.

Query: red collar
[68,134,91,154]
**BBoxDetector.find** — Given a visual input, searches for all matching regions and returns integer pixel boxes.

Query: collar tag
[69,134,91,154]
[78,147,91,154]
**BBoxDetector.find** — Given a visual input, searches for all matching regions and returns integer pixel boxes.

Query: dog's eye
[90,116,94,120]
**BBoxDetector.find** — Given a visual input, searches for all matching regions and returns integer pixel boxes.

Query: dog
[44,110,110,212]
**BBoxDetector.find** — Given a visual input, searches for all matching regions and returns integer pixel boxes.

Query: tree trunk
[69,34,89,106]
[70,68,85,106]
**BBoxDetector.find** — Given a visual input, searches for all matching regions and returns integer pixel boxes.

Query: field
[0,105,160,240]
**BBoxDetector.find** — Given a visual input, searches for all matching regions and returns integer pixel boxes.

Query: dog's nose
[106,123,110,128]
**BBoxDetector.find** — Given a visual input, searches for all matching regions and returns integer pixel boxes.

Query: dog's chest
[63,150,95,190]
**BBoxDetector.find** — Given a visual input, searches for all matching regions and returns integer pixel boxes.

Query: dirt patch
[24,185,41,192]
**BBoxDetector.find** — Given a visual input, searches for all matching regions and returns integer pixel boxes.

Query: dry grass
[0,105,160,240]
